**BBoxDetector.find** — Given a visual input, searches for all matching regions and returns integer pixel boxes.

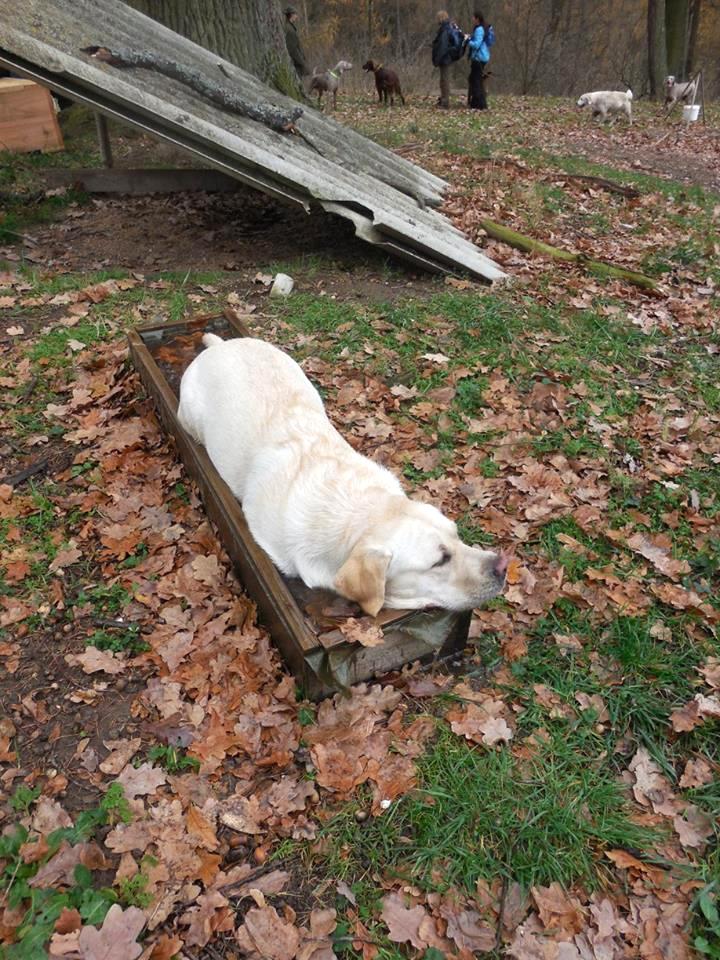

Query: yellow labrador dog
[178,335,508,616]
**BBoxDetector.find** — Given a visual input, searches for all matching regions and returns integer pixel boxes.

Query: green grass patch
[314,723,656,895]
[87,625,149,656]
[0,784,132,959]
[144,744,200,774]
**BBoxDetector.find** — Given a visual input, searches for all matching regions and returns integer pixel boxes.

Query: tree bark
[647,0,667,98]
[665,0,689,77]
[683,0,702,77]
[124,0,303,96]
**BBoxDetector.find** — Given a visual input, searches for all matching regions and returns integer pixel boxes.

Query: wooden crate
[0,79,64,153]
[128,312,471,698]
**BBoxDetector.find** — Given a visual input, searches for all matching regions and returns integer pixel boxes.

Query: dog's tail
[202,332,223,348]
[626,89,633,100]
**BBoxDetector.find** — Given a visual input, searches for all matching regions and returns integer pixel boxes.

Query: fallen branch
[546,173,639,199]
[81,46,303,133]
[1,457,49,488]
[478,218,657,290]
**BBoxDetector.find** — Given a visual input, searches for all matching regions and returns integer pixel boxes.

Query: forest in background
[291,0,720,99]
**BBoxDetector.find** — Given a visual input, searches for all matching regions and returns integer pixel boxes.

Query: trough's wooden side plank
[0,77,63,152]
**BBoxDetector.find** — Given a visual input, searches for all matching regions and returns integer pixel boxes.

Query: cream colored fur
[577,89,633,124]
[177,335,506,616]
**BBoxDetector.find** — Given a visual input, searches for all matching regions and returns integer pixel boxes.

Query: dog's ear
[334,543,391,618]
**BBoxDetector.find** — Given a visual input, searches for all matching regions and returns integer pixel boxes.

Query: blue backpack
[447,21,466,62]
[486,24,496,47]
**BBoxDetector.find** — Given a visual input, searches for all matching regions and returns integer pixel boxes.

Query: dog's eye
[433,549,451,569]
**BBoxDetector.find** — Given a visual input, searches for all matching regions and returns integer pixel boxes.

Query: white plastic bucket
[683,104,700,122]
[270,273,294,298]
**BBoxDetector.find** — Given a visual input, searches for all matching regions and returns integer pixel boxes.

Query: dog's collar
[329,70,339,78]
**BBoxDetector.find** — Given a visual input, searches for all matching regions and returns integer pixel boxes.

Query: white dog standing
[577,89,633,125]
[178,335,508,617]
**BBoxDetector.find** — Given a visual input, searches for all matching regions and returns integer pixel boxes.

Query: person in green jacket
[284,6,308,80]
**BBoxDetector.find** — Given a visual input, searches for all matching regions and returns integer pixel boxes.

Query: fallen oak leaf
[78,904,145,960]
[531,882,586,935]
[626,532,690,580]
[54,907,82,935]
[30,842,109,887]
[99,738,142,775]
[673,804,714,851]
[380,891,429,951]
[116,762,167,800]
[439,904,495,953]
[700,657,720,689]
[147,934,185,960]
[65,647,126,675]
[627,747,679,816]
[670,699,701,733]
[49,931,81,956]
[679,757,715,789]
[447,700,513,747]
[695,693,720,719]
[180,890,233,949]
[338,617,385,648]
[187,804,218,851]
[235,905,300,960]
[48,540,83,574]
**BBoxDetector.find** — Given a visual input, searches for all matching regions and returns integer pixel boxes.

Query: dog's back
[178,337,327,500]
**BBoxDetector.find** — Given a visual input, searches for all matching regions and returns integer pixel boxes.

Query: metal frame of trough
[0,0,506,282]
[128,312,472,699]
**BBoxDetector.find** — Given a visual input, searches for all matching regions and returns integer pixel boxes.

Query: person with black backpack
[431,10,466,109]
[467,10,495,110]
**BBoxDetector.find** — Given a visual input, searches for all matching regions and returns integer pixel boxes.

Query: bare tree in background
[125,0,302,94]
[647,0,667,97]
[665,0,689,76]
[684,0,703,76]
[504,0,567,95]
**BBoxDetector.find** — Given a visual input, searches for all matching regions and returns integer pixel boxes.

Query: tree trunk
[683,0,702,77]
[125,0,302,96]
[665,0,689,77]
[647,0,667,98]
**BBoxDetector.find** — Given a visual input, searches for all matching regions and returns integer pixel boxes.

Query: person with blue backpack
[431,10,467,109]
[467,10,495,110]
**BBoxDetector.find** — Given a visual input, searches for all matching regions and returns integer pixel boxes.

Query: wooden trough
[128,312,471,698]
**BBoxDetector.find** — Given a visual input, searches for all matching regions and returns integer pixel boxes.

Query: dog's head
[334,499,508,616]
[576,93,592,108]
[665,75,676,88]
[362,60,376,73]
[336,60,353,74]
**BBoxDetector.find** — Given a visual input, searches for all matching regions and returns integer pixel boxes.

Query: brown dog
[362,60,405,106]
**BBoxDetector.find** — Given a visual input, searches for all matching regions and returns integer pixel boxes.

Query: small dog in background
[664,75,698,111]
[308,60,352,110]
[576,89,633,125]
[362,60,406,106]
